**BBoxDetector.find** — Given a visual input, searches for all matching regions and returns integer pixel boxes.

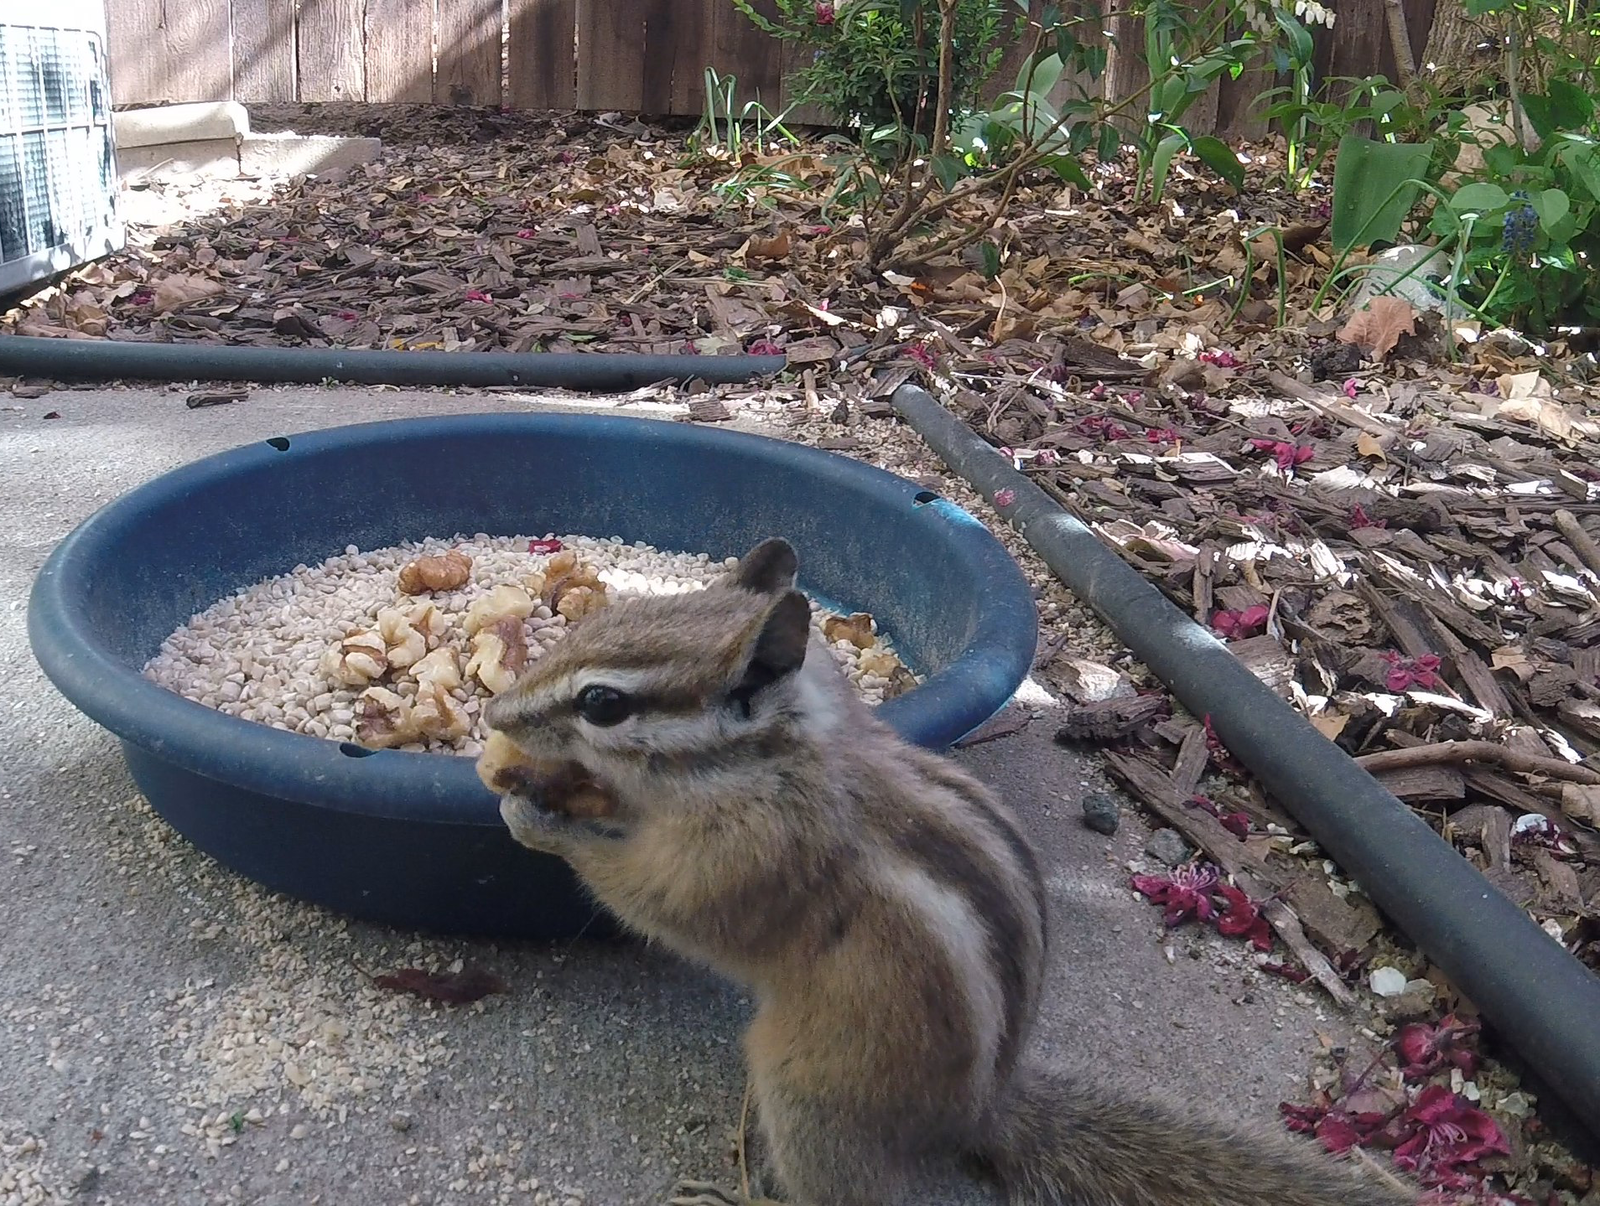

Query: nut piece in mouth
[475,731,615,819]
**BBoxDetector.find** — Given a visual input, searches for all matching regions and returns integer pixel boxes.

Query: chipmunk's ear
[729,590,811,714]
[729,538,798,594]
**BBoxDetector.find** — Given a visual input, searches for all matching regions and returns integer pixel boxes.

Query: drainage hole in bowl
[266,437,291,452]
[913,490,940,506]
[339,742,377,758]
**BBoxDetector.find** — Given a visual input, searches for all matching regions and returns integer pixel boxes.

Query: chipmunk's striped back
[481,539,1415,1206]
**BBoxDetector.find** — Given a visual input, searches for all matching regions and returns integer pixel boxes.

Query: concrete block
[239,134,383,180]
[116,139,241,183]
[114,102,251,150]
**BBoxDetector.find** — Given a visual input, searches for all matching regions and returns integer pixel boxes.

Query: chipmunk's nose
[481,693,517,730]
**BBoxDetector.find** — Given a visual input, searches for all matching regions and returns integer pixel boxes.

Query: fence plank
[713,0,782,108]
[107,0,169,103]
[366,0,434,103]
[576,1,646,111]
[438,0,502,105]
[1214,62,1272,142]
[108,0,232,104]
[640,0,690,116]
[508,0,577,110]
[233,0,297,102]
[297,0,367,101]
[667,0,714,117]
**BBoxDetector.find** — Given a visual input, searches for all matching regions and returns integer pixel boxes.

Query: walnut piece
[556,585,607,621]
[397,549,472,595]
[319,631,388,686]
[823,612,877,650]
[405,600,449,645]
[856,647,900,678]
[463,584,535,636]
[475,731,614,819]
[528,549,609,620]
[375,606,427,669]
[410,647,462,693]
[465,616,529,695]
[355,686,420,748]
[412,683,471,742]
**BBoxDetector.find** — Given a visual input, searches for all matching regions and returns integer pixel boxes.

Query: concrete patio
[1,384,1362,1205]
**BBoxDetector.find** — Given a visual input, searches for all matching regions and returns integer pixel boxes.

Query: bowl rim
[28,412,1038,826]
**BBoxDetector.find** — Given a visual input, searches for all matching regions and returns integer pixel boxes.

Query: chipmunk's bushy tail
[984,1063,1415,1206]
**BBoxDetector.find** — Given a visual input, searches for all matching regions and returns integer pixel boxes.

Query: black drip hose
[890,382,1600,1139]
[0,334,785,389]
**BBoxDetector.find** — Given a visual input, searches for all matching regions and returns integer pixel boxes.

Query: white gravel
[143,534,917,755]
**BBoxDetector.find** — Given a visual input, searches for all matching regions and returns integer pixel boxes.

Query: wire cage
[0,0,121,295]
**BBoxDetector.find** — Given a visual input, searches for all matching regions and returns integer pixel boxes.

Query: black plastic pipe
[0,335,785,389]
[891,382,1600,1139]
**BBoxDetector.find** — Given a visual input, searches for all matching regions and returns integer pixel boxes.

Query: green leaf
[1272,10,1315,65]
[1019,52,1066,99]
[1192,135,1245,187]
[1483,142,1519,176]
[1464,0,1509,13]
[1557,144,1600,204]
[1546,213,1579,244]
[979,240,1002,279]
[1449,182,1511,213]
[1097,122,1122,163]
[1522,80,1594,139]
[1149,130,1187,204]
[1530,187,1570,228]
[1330,134,1434,251]
[930,154,967,190]
[1042,152,1092,188]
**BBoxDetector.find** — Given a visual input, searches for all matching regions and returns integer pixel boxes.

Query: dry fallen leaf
[1310,711,1351,739]
[1336,296,1417,360]
[152,273,225,314]
[1560,784,1600,825]
[745,231,791,262]
[1494,375,1576,439]
[1355,431,1388,460]
[373,964,508,1005]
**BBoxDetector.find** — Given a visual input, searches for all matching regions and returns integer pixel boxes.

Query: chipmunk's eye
[574,684,634,726]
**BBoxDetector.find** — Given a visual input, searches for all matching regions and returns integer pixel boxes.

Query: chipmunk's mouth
[476,731,618,821]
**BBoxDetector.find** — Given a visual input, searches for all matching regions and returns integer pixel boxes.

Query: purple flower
[1131,863,1219,926]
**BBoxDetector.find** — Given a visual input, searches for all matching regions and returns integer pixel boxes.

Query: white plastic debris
[1369,966,1408,997]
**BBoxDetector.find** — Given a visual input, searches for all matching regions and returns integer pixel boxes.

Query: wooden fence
[107,0,815,116]
[105,0,1439,139]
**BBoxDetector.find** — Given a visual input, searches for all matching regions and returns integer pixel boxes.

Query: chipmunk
[479,539,1414,1206]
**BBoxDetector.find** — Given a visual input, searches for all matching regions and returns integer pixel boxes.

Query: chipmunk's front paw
[499,794,626,853]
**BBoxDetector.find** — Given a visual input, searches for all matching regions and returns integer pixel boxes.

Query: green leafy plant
[731,0,1013,147]
[1426,139,1600,331]
[689,68,799,161]
[1315,0,1600,332]
[842,0,1300,267]
[1264,74,1450,189]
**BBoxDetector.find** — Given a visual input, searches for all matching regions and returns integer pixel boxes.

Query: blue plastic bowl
[28,413,1037,937]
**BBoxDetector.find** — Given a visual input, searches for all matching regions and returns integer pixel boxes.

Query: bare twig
[1102,750,1357,1006]
[1356,740,1600,786]
[1552,508,1600,579]
[1267,370,1398,442]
